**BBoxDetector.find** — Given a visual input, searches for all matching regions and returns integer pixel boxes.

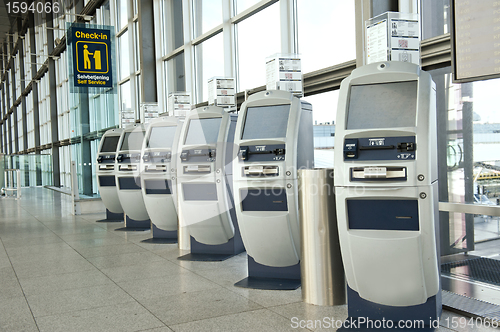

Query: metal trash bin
[298,168,345,306]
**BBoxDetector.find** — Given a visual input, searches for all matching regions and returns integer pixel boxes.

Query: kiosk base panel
[141,223,177,244]
[234,255,301,290]
[115,216,150,231]
[96,209,124,223]
[177,253,238,261]
[177,235,244,261]
[346,286,441,326]
[234,276,300,290]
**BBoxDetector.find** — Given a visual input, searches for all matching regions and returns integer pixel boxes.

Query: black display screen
[347,81,418,130]
[120,131,145,151]
[184,118,222,145]
[100,136,120,152]
[241,104,290,139]
[147,126,177,148]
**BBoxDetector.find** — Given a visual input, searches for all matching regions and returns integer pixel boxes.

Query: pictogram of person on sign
[83,44,93,69]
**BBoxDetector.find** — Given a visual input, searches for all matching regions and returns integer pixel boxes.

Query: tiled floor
[0,187,497,331]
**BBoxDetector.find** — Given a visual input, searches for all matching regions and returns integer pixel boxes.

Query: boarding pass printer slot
[99,164,115,171]
[183,165,211,173]
[243,166,279,176]
[351,167,406,181]
[145,165,167,172]
[119,164,137,171]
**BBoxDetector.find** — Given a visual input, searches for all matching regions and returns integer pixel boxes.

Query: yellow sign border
[76,41,109,74]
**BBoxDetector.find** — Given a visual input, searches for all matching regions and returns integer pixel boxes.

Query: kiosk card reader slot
[334,61,441,326]
[140,117,183,243]
[115,124,150,230]
[96,128,124,221]
[176,106,244,261]
[233,90,313,290]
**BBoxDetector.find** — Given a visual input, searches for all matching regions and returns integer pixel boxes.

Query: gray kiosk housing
[233,90,313,289]
[96,128,124,219]
[140,117,183,242]
[115,124,150,228]
[334,61,441,324]
[176,106,244,260]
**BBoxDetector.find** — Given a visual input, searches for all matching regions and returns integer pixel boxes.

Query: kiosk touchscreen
[96,128,124,220]
[334,61,441,325]
[233,90,313,289]
[115,124,150,229]
[140,117,183,242]
[176,106,244,260]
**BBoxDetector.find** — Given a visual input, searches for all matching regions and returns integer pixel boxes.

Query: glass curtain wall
[157,0,355,168]
[115,0,140,128]
[68,0,119,196]
[419,0,500,298]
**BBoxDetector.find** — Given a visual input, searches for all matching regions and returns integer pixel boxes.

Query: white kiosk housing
[140,117,183,242]
[233,90,313,289]
[176,106,244,260]
[96,128,123,219]
[334,61,441,323]
[115,124,150,228]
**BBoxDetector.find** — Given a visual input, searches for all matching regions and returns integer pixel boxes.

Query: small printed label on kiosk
[369,138,385,146]
[364,167,387,178]
[398,153,414,160]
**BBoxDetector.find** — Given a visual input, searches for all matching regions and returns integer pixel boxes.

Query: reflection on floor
[0,187,494,331]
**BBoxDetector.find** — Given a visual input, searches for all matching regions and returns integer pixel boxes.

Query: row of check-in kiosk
[97,89,310,289]
[95,62,442,329]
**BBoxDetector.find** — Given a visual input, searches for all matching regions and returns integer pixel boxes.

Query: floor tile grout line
[6,189,314,331]
[0,236,42,332]
[6,188,268,328]
[30,299,142,319]
[2,188,174,329]
[265,301,331,331]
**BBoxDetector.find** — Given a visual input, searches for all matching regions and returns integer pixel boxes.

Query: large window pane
[303,91,338,169]
[118,31,130,80]
[195,33,224,103]
[118,0,128,30]
[120,80,132,111]
[236,3,280,92]
[101,1,111,26]
[134,22,140,72]
[164,0,184,54]
[167,52,186,94]
[420,0,450,40]
[193,0,222,37]
[297,0,356,73]
[235,0,261,15]
[471,78,500,243]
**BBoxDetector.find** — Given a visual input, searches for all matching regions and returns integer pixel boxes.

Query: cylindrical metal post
[298,168,346,306]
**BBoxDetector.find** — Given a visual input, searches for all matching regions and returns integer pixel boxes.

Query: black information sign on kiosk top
[334,61,441,325]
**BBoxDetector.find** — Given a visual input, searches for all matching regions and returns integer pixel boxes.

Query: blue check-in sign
[71,27,113,88]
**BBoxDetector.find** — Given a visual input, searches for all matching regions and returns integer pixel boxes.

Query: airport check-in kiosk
[115,124,151,230]
[176,106,244,261]
[139,117,183,243]
[233,90,313,290]
[96,128,124,221]
[334,62,441,325]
